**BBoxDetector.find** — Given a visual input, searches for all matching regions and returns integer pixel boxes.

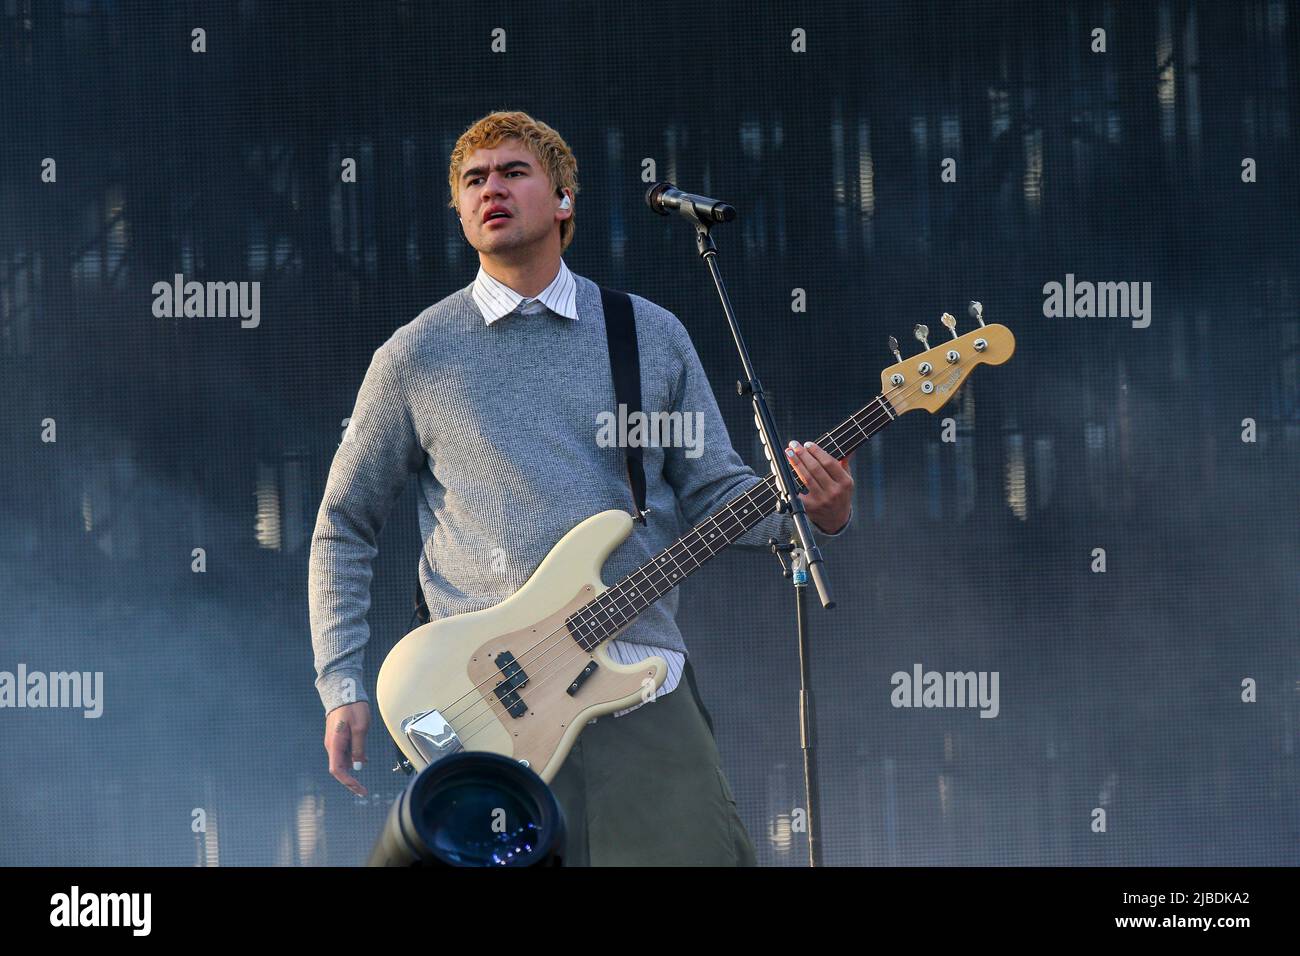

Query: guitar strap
[413,285,648,628]
[599,285,649,527]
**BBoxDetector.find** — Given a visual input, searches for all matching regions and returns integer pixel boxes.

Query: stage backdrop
[1,0,1298,866]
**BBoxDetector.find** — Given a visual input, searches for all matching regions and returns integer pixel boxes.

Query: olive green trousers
[547,660,758,867]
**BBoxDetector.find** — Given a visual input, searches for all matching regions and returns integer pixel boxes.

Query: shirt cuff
[316,667,369,714]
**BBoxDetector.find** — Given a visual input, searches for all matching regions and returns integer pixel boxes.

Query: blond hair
[448,111,580,253]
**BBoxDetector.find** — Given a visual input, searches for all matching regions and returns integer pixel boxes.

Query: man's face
[457,138,565,257]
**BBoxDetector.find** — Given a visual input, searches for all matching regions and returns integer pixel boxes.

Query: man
[309,110,853,865]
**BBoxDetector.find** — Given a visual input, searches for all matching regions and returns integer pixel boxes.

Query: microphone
[645,182,737,224]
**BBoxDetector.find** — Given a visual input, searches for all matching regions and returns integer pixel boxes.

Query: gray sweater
[308,272,831,714]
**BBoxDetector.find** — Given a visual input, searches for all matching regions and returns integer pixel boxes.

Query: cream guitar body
[377,509,667,783]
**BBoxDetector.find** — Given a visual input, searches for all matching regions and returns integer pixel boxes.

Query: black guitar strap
[414,284,648,628]
[599,285,649,527]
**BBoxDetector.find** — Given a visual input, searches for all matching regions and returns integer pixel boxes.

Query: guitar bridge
[400,708,463,767]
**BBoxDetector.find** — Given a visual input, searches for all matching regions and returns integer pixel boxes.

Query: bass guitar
[378,310,1015,779]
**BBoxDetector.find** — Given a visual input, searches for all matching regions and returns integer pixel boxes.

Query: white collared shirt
[472,258,579,324]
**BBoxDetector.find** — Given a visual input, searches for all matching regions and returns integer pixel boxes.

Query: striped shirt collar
[471,258,579,325]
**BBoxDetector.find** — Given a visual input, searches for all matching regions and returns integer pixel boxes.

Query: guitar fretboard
[565,393,896,651]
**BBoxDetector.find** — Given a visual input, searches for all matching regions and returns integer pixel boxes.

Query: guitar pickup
[566,660,599,696]
[493,651,529,719]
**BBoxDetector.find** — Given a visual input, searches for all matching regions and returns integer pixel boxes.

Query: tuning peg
[968,301,985,327]
[888,335,902,363]
[940,312,958,339]
[913,323,930,350]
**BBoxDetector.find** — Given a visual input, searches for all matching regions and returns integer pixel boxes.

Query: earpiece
[559,195,571,210]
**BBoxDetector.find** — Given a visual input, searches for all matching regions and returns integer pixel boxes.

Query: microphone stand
[686,216,833,868]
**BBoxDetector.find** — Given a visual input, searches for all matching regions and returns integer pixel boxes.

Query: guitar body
[377,509,668,782]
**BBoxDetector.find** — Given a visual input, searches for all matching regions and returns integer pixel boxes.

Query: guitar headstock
[880,302,1015,415]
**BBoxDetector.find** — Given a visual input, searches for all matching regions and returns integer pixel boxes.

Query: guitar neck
[565,393,897,650]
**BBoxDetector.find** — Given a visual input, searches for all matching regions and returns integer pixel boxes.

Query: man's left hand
[785,440,854,535]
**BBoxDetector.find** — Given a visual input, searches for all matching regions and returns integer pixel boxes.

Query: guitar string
[433,382,919,753]
[428,404,900,747]
[428,374,931,753]
[412,362,961,752]
[431,390,898,737]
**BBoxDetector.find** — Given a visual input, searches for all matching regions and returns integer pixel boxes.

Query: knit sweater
[308,271,847,714]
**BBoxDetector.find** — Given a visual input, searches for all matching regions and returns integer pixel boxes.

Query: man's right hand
[325,701,371,796]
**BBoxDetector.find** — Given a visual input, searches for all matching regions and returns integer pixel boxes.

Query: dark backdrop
[1,0,1297,866]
